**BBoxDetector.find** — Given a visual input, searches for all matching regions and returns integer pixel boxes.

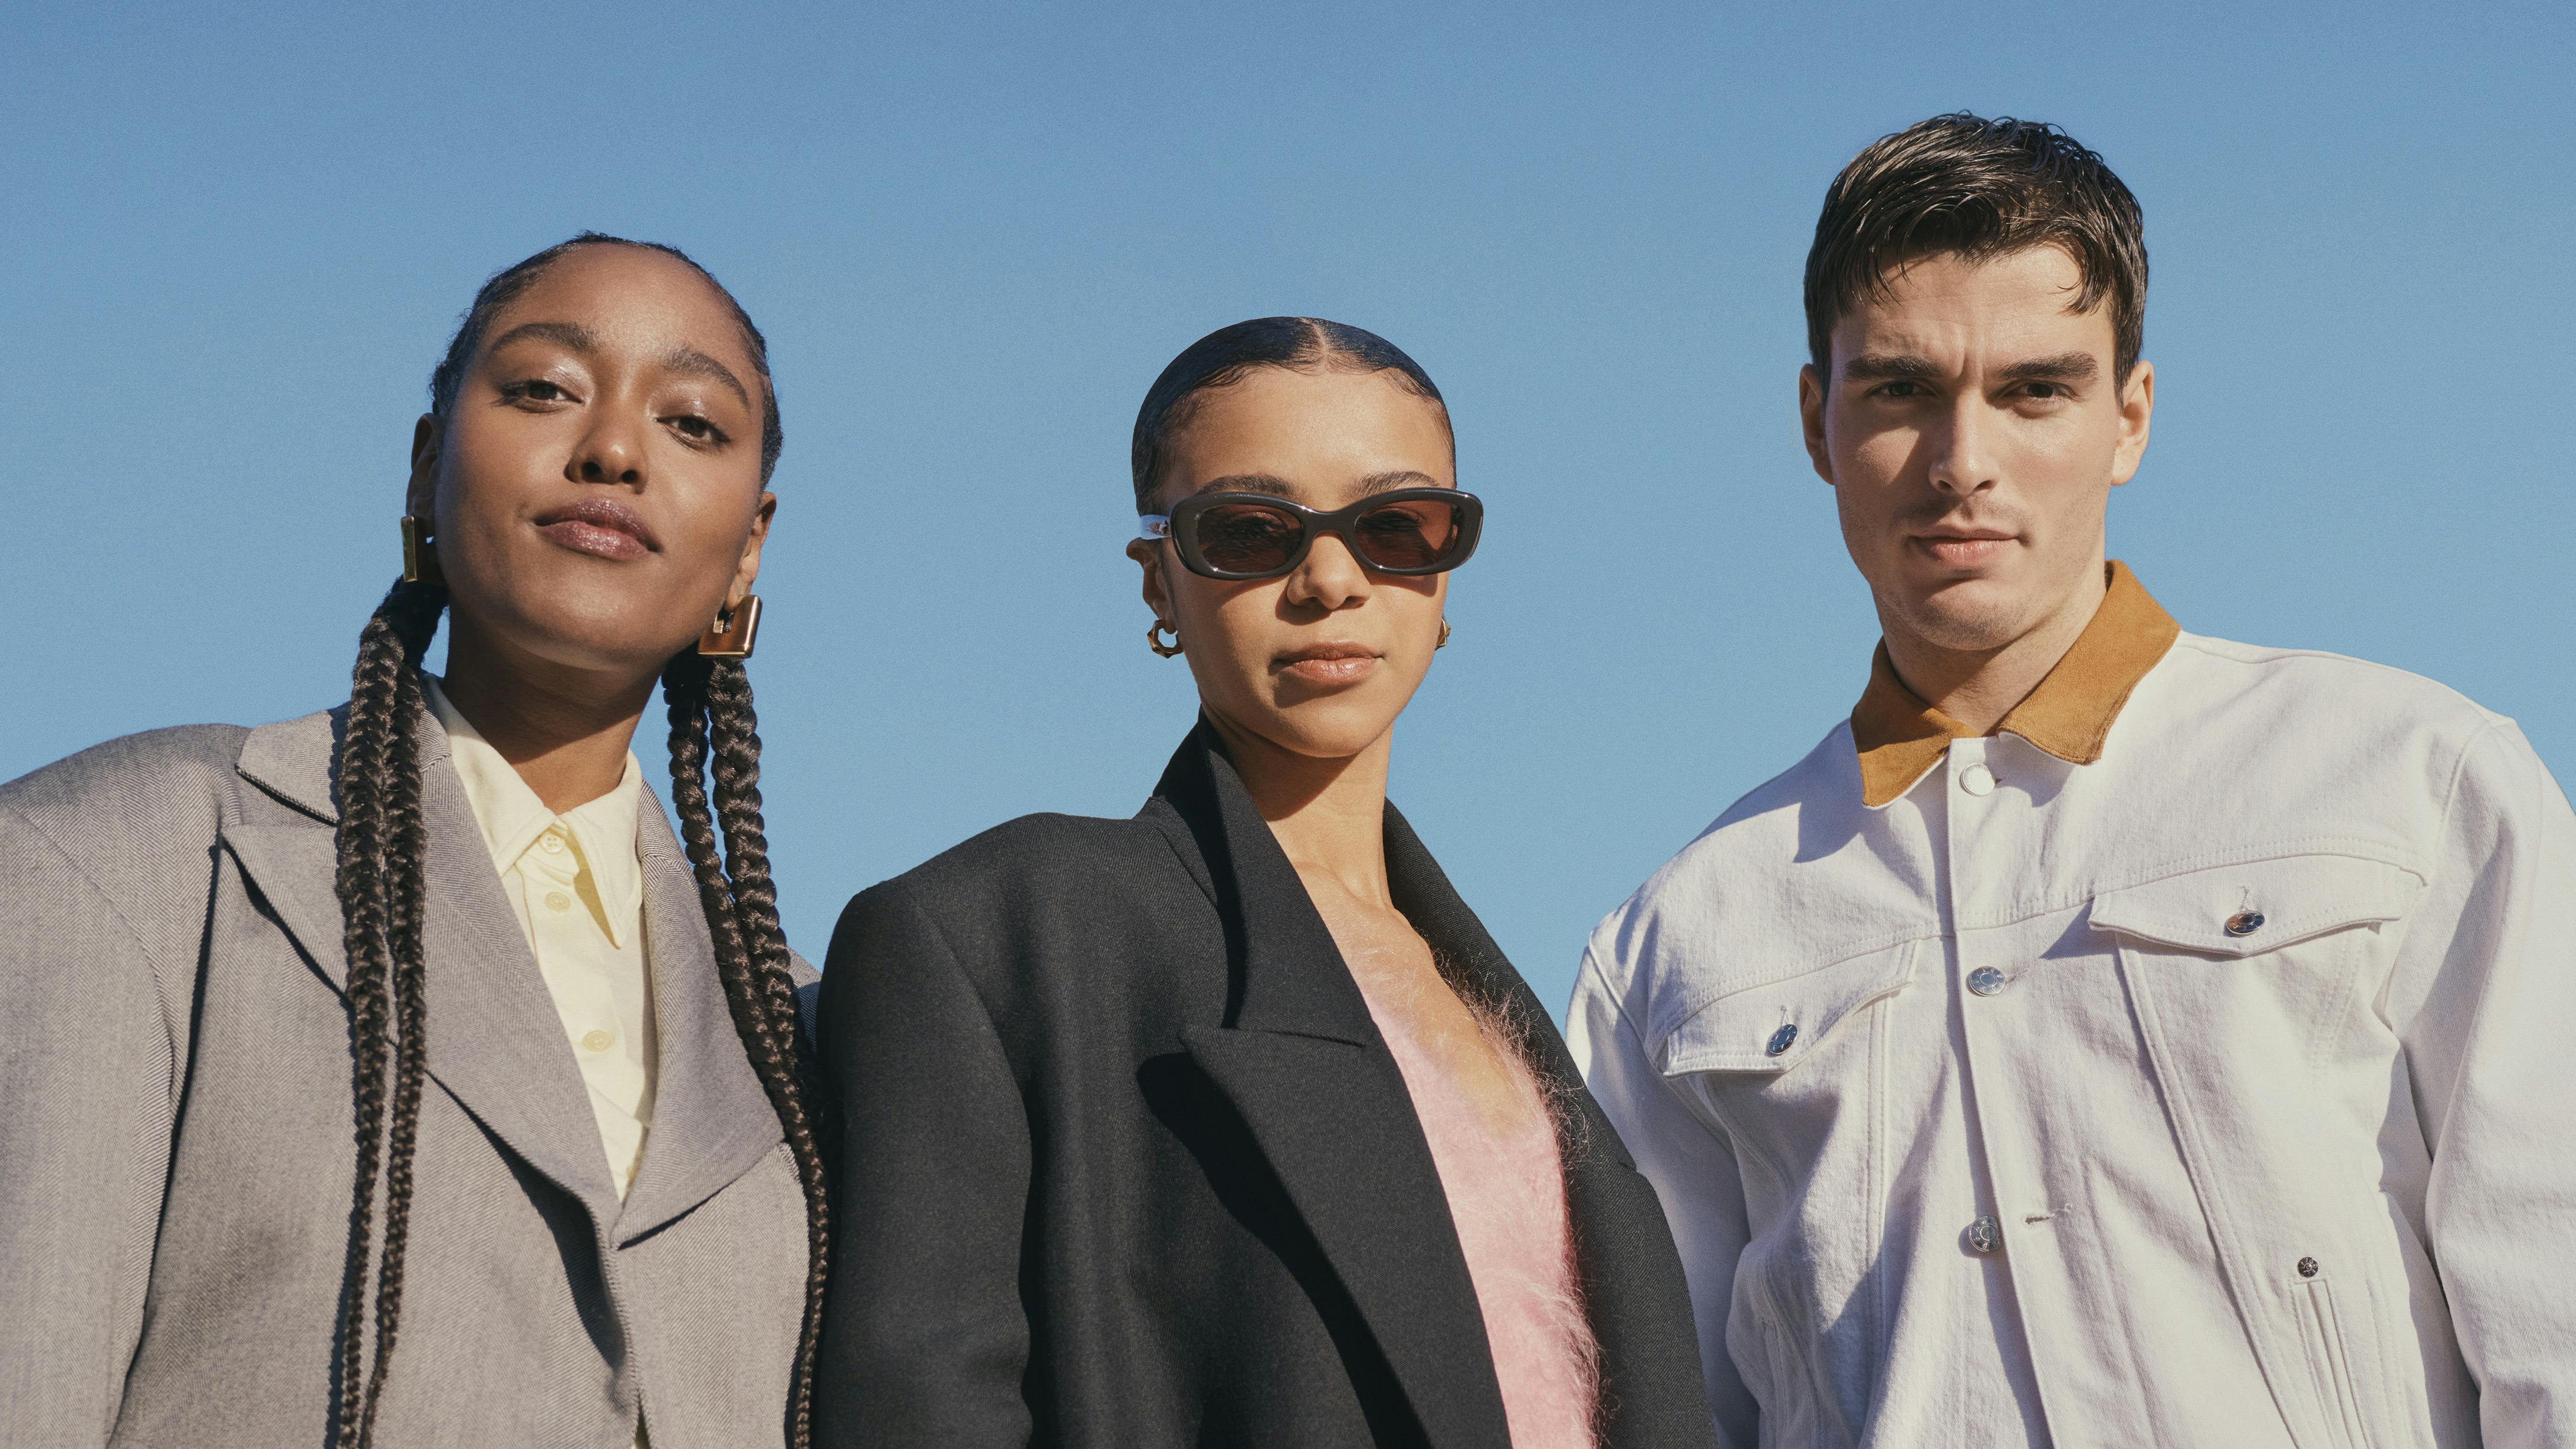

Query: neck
[1207,712,1394,909]
[440,613,659,814]
[1880,558,2109,735]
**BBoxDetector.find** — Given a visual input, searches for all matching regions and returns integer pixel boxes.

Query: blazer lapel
[1386,804,1719,1449]
[614,797,786,1243]
[1158,725,1514,1449]
[226,702,624,1221]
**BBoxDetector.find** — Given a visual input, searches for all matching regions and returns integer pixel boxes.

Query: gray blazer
[0,705,817,1448]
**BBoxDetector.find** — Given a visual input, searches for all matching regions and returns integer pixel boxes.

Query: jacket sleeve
[2386,719,2576,1445]
[1569,943,1757,1449]
[812,881,1035,1449]
[0,806,185,1448]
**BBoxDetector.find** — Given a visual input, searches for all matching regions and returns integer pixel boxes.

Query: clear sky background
[5,4,2570,1019]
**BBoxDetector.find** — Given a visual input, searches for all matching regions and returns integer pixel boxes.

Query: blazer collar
[1152,721,1516,1448]
[222,696,783,1236]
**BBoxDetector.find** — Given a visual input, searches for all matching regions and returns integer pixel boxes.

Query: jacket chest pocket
[2088,852,2422,1067]
[2089,853,2420,1449]
[1657,940,1921,1185]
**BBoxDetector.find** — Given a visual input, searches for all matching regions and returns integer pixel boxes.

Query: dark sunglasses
[1138,488,1484,581]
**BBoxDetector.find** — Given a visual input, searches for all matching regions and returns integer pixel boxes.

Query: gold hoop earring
[698,595,763,659]
[1437,619,1452,650]
[400,515,444,586]
[1148,620,1184,658]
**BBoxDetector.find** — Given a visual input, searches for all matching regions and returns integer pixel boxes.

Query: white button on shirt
[425,678,658,1202]
[1573,565,2576,1448]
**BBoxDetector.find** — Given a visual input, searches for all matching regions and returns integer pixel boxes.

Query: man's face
[1800,245,2153,655]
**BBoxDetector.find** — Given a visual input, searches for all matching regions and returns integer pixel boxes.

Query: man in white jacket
[1571,111,2576,1448]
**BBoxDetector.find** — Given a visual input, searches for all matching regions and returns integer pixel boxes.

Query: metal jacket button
[1969,1215,2003,1253]
[1766,1023,1798,1057]
[2226,910,2266,937]
[2298,1256,2319,1278]
[1967,967,2010,997]
[1960,763,1997,796]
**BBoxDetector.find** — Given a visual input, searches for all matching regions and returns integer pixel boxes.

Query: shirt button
[1959,763,1997,796]
[1967,966,2011,997]
[540,831,569,855]
[2297,1256,2320,1279]
[1968,1215,2003,1253]
[2226,910,2266,937]
[582,1029,613,1053]
[1765,1023,1799,1057]
[544,891,573,914]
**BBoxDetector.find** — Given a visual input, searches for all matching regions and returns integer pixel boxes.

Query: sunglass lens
[1194,503,1305,575]
[1352,499,1464,571]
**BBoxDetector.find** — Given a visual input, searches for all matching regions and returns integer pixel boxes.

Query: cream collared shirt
[425,678,658,1201]
[1574,565,2576,1448]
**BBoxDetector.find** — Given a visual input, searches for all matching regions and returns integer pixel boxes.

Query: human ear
[1128,537,1175,627]
[2109,360,2155,487]
[408,414,442,518]
[1799,365,1835,487]
[726,492,777,607]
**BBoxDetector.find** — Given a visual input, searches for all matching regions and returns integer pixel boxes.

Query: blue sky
[5,4,2569,1016]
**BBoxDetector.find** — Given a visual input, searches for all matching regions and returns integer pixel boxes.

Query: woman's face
[1130,366,1457,763]
[408,244,775,685]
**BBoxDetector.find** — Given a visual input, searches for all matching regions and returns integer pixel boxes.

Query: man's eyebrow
[1997,351,2099,383]
[663,346,752,408]
[486,321,596,354]
[1840,352,1940,383]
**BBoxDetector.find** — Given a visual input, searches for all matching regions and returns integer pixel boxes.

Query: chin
[1250,696,1406,763]
[1886,577,2040,653]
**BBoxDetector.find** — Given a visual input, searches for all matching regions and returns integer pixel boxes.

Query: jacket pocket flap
[2089,853,2422,958]
[1660,940,1921,1076]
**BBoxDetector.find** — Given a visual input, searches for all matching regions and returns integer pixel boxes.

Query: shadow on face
[1128,366,1458,763]
[409,243,777,689]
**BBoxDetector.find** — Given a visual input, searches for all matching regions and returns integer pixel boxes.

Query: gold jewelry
[1437,619,1452,650]
[698,595,763,659]
[400,515,444,586]
[1148,620,1184,658]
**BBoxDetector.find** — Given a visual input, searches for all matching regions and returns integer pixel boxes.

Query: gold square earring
[698,595,762,659]
[400,515,444,585]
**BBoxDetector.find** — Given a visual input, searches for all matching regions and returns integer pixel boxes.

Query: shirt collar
[1851,560,2180,809]
[422,675,646,945]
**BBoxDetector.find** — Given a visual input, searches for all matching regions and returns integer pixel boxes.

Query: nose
[569,408,646,487]
[1285,533,1371,613]
[1925,395,1999,496]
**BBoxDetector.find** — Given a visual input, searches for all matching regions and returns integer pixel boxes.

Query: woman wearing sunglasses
[813,318,1713,1448]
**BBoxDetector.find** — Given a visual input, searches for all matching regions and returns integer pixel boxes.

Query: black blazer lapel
[1384,804,1719,1448]
[1155,725,1515,1449]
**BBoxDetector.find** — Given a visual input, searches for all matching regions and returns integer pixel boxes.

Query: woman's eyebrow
[663,346,752,408]
[486,320,596,354]
[1192,473,1295,497]
[1358,470,1440,493]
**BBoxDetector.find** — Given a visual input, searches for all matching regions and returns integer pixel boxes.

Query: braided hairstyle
[329,235,826,1447]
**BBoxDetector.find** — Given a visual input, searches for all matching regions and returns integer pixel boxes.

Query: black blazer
[813,725,1714,1448]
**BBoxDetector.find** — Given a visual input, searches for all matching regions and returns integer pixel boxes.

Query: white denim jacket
[1572,566,2576,1448]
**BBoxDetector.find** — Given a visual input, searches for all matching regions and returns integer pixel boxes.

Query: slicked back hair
[1130,316,1450,513]
[329,237,824,1448]
[1805,112,2148,390]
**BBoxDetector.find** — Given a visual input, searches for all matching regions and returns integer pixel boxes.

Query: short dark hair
[1805,112,2148,389]
[1130,316,1448,513]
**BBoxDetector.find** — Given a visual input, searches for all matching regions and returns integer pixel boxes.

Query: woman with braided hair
[1,235,827,1447]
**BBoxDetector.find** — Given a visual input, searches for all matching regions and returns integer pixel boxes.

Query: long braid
[330,580,446,1448]
[663,652,830,1448]
[702,658,831,1445]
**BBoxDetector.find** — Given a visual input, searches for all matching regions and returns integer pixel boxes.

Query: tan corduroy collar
[1851,561,2180,809]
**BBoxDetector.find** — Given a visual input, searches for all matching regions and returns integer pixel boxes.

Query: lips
[1910,525,2017,568]
[1274,643,1381,686]
[532,497,661,562]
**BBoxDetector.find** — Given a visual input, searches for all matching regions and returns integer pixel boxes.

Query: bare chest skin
[1296,869,1549,1136]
